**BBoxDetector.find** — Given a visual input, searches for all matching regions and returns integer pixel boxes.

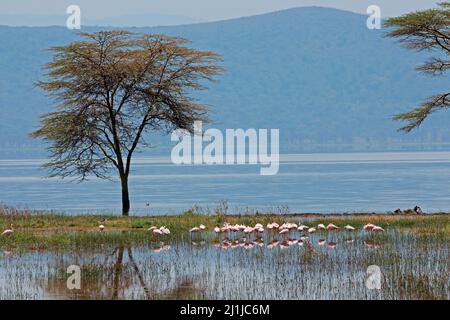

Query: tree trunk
[112,245,124,299]
[120,175,130,216]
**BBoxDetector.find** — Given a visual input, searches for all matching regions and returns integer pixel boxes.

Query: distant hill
[0,13,205,27]
[1,7,450,155]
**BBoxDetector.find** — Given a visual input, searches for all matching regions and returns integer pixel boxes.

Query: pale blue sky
[0,0,443,21]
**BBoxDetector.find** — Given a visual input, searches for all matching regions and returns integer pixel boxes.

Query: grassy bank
[0,208,449,251]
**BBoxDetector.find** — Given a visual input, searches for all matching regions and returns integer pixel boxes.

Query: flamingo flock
[207,221,384,237]
[182,221,386,251]
[0,220,384,249]
[148,226,171,235]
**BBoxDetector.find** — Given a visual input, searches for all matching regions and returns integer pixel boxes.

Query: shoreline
[0,211,448,251]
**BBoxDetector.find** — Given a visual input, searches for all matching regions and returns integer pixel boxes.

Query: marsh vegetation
[0,207,448,299]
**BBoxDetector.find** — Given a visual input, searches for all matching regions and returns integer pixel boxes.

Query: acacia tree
[33,31,222,215]
[385,2,450,132]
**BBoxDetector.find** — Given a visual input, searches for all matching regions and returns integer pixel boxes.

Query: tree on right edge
[385,2,450,132]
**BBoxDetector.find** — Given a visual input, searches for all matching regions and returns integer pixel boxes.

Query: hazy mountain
[0,13,205,27]
[1,7,450,155]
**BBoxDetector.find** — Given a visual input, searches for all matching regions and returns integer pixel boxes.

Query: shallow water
[0,229,448,300]
[1,151,450,214]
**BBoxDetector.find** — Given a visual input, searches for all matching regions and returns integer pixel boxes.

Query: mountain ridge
[1,7,449,155]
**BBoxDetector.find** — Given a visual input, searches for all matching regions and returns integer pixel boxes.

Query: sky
[0,0,443,22]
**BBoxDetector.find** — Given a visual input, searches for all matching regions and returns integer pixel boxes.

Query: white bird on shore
[160,226,170,234]
[307,227,316,234]
[297,225,309,231]
[326,223,339,231]
[199,224,206,230]
[271,222,280,229]
[344,225,355,231]
[279,228,289,235]
[152,228,163,235]
[317,224,326,230]
[214,227,221,233]
[363,223,376,231]
[1,224,13,236]
[98,224,105,232]
[244,227,255,234]
[371,226,385,232]
[148,226,157,232]
[190,227,200,233]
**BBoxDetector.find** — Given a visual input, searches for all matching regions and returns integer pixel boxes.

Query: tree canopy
[33,31,223,214]
[385,2,450,132]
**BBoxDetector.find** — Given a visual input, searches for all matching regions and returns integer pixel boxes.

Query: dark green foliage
[385,2,450,132]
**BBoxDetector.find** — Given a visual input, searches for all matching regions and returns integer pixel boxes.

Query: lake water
[1,151,450,214]
[1,229,448,299]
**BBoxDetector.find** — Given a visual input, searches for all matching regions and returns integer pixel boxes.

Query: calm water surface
[0,229,448,300]
[1,151,450,214]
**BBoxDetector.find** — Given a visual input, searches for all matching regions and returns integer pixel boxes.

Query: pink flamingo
[307,227,316,234]
[326,223,339,231]
[1,224,13,236]
[344,225,355,231]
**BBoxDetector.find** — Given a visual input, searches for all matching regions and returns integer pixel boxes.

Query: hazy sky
[0,0,443,20]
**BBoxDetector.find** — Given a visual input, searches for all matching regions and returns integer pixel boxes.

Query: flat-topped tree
[385,2,450,132]
[33,31,222,215]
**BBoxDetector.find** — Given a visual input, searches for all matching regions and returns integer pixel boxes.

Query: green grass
[0,209,449,251]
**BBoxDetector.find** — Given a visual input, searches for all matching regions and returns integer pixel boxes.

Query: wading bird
[363,223,376,231]
[267,222,279,229]
[327,223,339,231]
[298,225,310,231]
[344,225,355,231]
[1,224,13,236]
[317,224,326,230]
[307,227,316,234]
[99,224,105,232]
[371,226,385,232]
[160,226,170,234]
[244,227,255,234]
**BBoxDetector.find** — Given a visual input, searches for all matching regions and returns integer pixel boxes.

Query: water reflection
[0,230,448,300]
